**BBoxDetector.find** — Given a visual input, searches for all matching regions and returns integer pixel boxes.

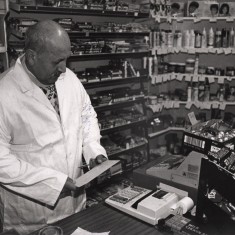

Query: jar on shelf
[226,67,235,76]
[185,58,195,74]
[168,62,177,73]
[176,63,186,73]
[198,66,206,75]
[195,31,202,48]
[206,67,215,75]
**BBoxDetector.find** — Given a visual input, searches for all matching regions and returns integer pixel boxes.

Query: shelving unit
[146,9,235,156]
[0,0,9,74]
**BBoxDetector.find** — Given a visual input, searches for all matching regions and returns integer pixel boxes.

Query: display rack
[147,13,235,154]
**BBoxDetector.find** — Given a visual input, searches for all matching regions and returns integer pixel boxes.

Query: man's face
[32,40,71,85]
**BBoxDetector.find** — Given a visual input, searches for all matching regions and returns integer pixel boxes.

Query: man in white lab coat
[0,20,107,234]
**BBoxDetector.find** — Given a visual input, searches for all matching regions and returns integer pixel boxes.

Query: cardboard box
[186,1,219,17]
[182,119,235,155]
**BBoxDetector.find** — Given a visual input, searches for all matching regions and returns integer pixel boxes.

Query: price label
[187,111,197,124]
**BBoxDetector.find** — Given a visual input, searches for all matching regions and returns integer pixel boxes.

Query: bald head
[24,20,72,85]
[25,20,71,54]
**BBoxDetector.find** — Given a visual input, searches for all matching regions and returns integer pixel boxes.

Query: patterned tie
[40,84,60,116]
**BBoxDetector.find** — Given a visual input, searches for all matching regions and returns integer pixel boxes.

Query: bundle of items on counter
[16,0,146,13]
[183,119,235,155]
[147,0,235,18]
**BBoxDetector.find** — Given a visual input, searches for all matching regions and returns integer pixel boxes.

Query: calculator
[106,186,149,204]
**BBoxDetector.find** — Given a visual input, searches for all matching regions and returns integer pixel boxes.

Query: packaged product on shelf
[58,0,73,7]
[169,0,185,17]
[17,0,36,5]
[187,1,219,17]
[72,0,84,8]
[219,2,235,17]
[183,119,235,155]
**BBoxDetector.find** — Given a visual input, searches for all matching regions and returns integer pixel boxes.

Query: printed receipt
[75,160,119,187]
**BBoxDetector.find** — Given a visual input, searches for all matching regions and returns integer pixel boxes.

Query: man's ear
[25,49,36,66]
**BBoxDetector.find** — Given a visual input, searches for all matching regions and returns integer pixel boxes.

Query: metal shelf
[10,3,149,18]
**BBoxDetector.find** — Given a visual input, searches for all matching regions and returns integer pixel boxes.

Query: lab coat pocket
[9,144,36,163]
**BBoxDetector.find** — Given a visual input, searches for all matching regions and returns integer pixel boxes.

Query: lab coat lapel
[55,74,65,118]
[13,58,57,113]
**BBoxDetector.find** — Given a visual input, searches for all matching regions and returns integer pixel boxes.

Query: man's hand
[89,155,107,169]
[60,177,76,198]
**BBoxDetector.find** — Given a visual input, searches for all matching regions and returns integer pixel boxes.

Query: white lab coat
[0,57,107,234]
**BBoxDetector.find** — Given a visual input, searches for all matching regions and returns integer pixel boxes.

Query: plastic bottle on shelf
[195,31,202,48]
[153,55,158,75]
[208,27,214,48]
[189,29,195,48]
[204,79,210,101]
[229,27,235,48]
[156,30,161,47]
[143,57,148,69]
[198,81,205,101]
[201,28,207,48]
[221,28,228,48]
[148,57,153,76]
[187,85,192,102]
[192,83,199,101]
[161,30,166,47]
[184,30,190,48]
[194,56,199,74]
[215,29,222,48]
[177,30,183,48]
[167,30,173,47]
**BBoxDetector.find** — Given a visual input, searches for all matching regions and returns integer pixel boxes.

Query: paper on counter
[75,160,119,187]
[71,227,110,235]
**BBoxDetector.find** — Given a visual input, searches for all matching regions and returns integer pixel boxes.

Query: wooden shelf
[10,3,149,18]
